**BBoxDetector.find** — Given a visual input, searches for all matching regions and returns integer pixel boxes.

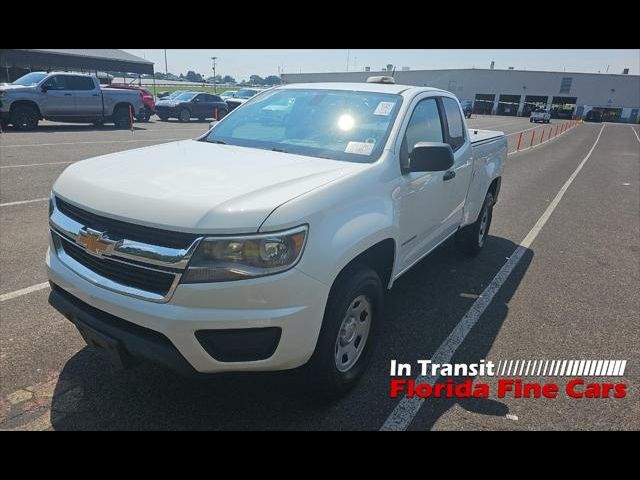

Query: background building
[282,68,640,123]
[0,49,153,84]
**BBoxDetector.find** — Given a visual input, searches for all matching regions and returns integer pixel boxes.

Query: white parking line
[0,282,50,302]
[0,197,48,207]
[0,161,73,169]
[380,124,606,431]
[631,126,640,143]
[1,137,186,148]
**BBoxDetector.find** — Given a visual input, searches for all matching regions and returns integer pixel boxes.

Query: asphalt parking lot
[1,116,638,430]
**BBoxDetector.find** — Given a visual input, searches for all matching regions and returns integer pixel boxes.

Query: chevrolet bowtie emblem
[77,228,120,257]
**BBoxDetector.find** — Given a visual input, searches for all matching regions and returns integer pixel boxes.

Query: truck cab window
[43,76,69,90]
[401,97,443,169]
[68,76,95,91]
[442,97,465,151]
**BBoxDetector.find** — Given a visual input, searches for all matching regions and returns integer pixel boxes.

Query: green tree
[263,75,282,85]
[186,70,204,82]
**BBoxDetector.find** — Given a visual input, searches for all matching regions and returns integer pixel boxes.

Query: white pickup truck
[530,108,551,123]
[47,78,506,396]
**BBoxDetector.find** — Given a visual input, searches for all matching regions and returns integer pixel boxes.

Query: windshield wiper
[210,139,226,144]
[271,147,288,153]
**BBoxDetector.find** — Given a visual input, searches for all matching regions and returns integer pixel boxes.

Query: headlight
[182,225,308,283]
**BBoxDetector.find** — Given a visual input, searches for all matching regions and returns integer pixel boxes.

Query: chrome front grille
[49,196,202,302]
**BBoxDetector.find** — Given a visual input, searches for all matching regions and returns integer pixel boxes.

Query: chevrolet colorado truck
[0,72,145,130]
[46,78,506,396]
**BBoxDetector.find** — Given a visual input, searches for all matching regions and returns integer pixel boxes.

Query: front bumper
[46,244,330,375]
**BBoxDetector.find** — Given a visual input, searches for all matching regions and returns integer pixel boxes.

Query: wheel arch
[9,100,42,119]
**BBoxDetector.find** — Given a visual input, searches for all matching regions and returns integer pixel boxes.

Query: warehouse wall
[282,69,640,120]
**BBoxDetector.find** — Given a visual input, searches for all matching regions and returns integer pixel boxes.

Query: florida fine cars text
[389,360,628,399]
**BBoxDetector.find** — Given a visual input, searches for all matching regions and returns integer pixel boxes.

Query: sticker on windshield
[345,141,375,155]
[374,101,395,116]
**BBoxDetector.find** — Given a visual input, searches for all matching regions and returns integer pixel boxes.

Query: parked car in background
[584,110,603,122]
[157,90,187,102]
[0,72,145,130]
[225,87,266,111]
[530,108,551,123]
[155,91,228,122]
[220,90,237,101]
[47,79,506,396]
[105,84,155,121]
[460,100,473,118]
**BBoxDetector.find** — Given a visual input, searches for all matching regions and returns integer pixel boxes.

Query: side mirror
[409,142,454,172]
[193,98,200,103]
[41,84,51,93]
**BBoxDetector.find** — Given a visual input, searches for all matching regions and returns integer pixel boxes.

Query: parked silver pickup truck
[0,72,145,130]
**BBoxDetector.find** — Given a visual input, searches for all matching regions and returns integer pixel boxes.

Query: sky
[124,49,640,80]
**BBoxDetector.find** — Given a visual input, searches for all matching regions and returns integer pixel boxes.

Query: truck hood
[53,139,363,233]
[0,84,33,92]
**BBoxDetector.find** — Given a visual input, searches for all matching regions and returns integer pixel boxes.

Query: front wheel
[303,266,383,399]
[178,108,191,122]
[10,105,39,130]
[456,191,494,257]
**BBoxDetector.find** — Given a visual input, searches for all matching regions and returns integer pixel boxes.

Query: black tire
[113,105,130,129]
[10,105,39,130]
[92,119,105,128]
[158,115,168,121]
[178,108,191,122]
[303,266,383,399]
[456,191,494,257]
[529,118,533,123]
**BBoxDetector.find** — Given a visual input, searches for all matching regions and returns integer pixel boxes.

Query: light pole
[211,57,217,93]
[164,49,168,75]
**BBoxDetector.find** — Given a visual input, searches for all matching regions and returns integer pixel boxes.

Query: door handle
[64,93,72,96]
[443,170,456,181]
[92,94,99,97]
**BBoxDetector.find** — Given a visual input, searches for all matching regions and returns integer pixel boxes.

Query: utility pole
[211,56,217,93]
[164,49,168,74]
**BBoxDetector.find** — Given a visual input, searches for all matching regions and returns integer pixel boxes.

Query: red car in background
[104,83,155,121]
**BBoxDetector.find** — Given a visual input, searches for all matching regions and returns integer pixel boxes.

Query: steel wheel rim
[478,206,489,247]
[334,295,372,372]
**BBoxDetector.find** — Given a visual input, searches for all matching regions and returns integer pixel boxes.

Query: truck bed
[468,129,504,145]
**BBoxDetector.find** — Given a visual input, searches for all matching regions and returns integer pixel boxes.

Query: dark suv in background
[155,91,228,122]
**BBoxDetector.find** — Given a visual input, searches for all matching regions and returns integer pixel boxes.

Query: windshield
[205,88,402,163]
[235,89,258,99]
[174,92,197,101]
[12,72,48,86]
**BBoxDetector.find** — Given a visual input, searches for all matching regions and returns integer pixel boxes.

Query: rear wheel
[456,191,494,257]
[178,108,191,122]
[303,266,383,399]
[113,105,130,129]
[10,105,39,130]
[158,115,168,121]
